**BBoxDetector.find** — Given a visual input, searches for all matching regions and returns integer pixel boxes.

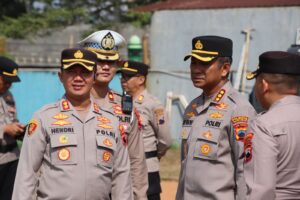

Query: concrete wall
[146,6,300,141]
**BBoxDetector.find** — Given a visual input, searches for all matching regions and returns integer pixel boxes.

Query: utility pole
[234,28,255,93]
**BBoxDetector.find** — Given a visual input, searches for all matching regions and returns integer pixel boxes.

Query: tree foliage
[0,0,156,39]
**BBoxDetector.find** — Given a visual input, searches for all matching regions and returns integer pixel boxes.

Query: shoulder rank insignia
[93,103,100,113]
[61,100,70,111]
[214,89,226,103]
[108,91,114,102]
[137,95,144,103]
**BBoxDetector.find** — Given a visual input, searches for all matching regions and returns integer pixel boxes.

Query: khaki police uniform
[176,82,256,200]
[12,98,133,200]
[244,96,300,199]
[0,91,19,165]
[95,89,148,200]
[244,51,300,200]
[0,56,23,200]
[79,30,148,200]
[134,89,172,197]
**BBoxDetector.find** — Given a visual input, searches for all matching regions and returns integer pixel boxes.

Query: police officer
[12,48,133,200]
[79,30,148,200]
[78,30,148,200]
[176,36,256,200]
[0,56,25,200]
[120,60,172,200]
[244,51,300,199]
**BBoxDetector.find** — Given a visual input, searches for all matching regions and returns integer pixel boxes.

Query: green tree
[0,0,156,39]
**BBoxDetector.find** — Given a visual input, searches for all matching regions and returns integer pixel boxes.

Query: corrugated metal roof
[135,0,300,12]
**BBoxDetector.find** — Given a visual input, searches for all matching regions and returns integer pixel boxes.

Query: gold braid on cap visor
[190,50,219,62]
[62,62,94,71]
[122,68,138,72]
[3,69,18,76]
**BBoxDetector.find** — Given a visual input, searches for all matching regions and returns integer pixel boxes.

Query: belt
[145,151,158,159]
[0,142,17,153]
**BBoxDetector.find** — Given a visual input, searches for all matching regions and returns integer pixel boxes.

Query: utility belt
[0,142,17,153]
[145,150,158,159]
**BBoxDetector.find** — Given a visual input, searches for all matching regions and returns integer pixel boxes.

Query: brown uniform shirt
[94,90,148,200]
[244,95,300,200]
[12,98,133,200]
[176,82,256,200]
[0,91,20,164]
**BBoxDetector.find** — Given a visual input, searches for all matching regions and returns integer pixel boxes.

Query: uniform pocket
[50,134,78,165]
[96,135,116,168]
[193,130,220,161]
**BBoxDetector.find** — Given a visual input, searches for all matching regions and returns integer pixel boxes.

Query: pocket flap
[50,134,77,148]
[96,135,116,151]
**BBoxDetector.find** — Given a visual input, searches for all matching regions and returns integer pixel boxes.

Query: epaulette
[108,91,115,102]
[136,95,144,104]
[38,102,59,113]
[213,89,226,103]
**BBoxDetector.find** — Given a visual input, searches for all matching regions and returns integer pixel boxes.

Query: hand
[4,123,26,138]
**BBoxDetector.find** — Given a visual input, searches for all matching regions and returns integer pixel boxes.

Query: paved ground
[161,181,178,200]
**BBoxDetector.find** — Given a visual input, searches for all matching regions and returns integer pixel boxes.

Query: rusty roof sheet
[135,0,300,12]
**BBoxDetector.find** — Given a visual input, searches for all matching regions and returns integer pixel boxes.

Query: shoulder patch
[27,119,38,136]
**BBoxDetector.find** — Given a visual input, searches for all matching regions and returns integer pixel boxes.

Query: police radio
[121,92,133,115]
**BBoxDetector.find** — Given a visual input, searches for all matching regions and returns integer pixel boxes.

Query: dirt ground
[161,180,178,200]
[159,147,180,200]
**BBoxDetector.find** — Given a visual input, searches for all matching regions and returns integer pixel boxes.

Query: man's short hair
[261,73,300,94]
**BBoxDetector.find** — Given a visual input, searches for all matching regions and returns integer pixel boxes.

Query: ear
[261,78,270,93]
[138,76,146,86]
[58,71,63,83]
[221,63,231,78]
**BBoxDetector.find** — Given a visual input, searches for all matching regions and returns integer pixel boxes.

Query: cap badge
[101,32,115,50]
[74,50,83,59]
[124,62,129,68]
[195,40,203,50]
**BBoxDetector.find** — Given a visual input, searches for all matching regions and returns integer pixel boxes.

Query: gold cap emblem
[124,62,128,68]
[74,50,83,59]
[101,32,115,50]
[195,40,203,49]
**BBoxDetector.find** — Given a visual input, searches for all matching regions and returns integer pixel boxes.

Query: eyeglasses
[120,74,140,81]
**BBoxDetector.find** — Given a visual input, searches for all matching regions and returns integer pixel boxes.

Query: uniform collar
[59,97,100,122]
[195,81,233,113]
[269,95,300,111]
